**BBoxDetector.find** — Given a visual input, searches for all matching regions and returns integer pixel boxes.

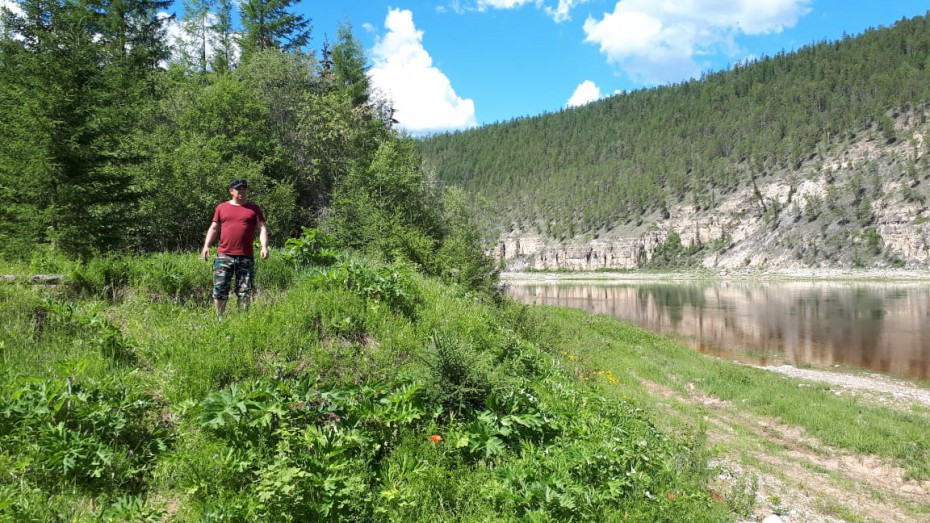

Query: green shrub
[183,378,427,521]
[309,258,421,319]
[67,255,139,299]
[424,331,498,414]
[280,227,340,268]
[0,373,172,494]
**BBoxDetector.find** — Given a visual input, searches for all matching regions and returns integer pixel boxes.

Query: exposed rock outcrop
[493,134,930,271]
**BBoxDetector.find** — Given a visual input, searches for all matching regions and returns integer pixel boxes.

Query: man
[201,179,269,319]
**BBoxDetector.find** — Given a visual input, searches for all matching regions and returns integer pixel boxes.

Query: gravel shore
[760,364,930,409]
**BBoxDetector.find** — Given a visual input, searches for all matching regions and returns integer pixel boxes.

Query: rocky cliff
[494,125,930,271]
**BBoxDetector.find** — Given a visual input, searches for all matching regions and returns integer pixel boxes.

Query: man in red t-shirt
[201,179,269,319]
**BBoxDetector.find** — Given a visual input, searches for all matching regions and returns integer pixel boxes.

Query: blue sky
[5,0,917,135]
[296,1,930,135]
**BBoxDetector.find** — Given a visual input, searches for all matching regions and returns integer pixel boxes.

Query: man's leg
[235,256,255,311]
[212,255,234,320]
[214,299,228,319]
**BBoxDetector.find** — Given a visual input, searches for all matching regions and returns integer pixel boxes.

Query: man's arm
[258,220,269,259]
[201,222,218,261]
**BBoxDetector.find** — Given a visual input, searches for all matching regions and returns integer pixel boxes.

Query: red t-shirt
[212,201,265,256]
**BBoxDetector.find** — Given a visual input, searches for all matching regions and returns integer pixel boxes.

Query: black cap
[228,179,249,189]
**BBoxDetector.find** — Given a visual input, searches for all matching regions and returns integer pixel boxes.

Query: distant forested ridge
[419,12,930,270]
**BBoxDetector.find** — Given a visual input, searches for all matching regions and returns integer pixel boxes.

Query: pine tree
[239,0,310,58]
[210,0,235,72]
[331,21,369,107]
[181,0,214,73]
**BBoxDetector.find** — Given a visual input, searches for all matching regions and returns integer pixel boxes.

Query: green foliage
[280,227,340,268]
[0,372,171,494]
[644,231,702,269]
[725,475,759,517]
[331,22,370,108]
[436,187,502,295]
[0,0,169,258]
[309,258,421,318]
[65,253,207,303]
[425,331,499,414]
[862,227,884,255]
[2,0,498,293]
[37,299,137,365]
[189,378,426,521]
[238,0,310,57]
[0,255,737,520]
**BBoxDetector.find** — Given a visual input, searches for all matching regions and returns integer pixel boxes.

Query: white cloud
[566,80,602,107]
[544,0,591,23]
[583,0,811,84]
[0,0,21,16]
[369,8,477,134]
[477,0,537,10]
[469,0,590,22]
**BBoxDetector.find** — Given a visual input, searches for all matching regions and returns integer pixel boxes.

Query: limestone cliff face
[493,133,930,271]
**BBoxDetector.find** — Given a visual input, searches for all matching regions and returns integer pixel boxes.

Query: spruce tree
[239,0,310,58]
[0,0,170,256]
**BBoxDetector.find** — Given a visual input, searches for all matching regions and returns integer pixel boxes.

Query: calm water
[507,281,930,380]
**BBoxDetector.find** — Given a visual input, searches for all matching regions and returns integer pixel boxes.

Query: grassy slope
[3,254,927,520]
[521,305,930,480]
[0,254,731,521]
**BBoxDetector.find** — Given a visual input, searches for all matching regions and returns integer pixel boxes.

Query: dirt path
[642,369,930,523]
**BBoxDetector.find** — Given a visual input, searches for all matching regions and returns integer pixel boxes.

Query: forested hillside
[419,12,930,270]
[0,0,493,288]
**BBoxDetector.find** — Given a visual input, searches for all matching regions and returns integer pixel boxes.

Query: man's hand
[202,222,218,262]
[260,246,269,260]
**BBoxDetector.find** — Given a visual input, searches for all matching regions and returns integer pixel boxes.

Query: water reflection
[507,281,930,380]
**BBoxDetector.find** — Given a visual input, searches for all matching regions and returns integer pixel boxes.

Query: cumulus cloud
[583,0,811,84]
[369,8,477,134]
[566,80,602,107]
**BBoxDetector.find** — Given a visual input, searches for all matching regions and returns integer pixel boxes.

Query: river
[506,279,930,381]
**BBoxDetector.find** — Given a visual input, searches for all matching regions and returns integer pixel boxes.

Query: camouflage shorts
[212,254,255,301]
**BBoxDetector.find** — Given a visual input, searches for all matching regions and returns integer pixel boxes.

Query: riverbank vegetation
[1,252,736,521]
[527,306,930,482]
[4,255,929,521]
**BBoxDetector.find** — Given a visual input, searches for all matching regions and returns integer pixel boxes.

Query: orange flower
[429,434,443,443]
[665,491,677,501]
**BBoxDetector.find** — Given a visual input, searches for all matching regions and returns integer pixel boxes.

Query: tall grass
[0,253,733,521]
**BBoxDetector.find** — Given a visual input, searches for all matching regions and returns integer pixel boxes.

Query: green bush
[424,331,498,414]
[67,255,139,299]
[309,258,421,319]
[280,227,340,268]
[0,373,172,494]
